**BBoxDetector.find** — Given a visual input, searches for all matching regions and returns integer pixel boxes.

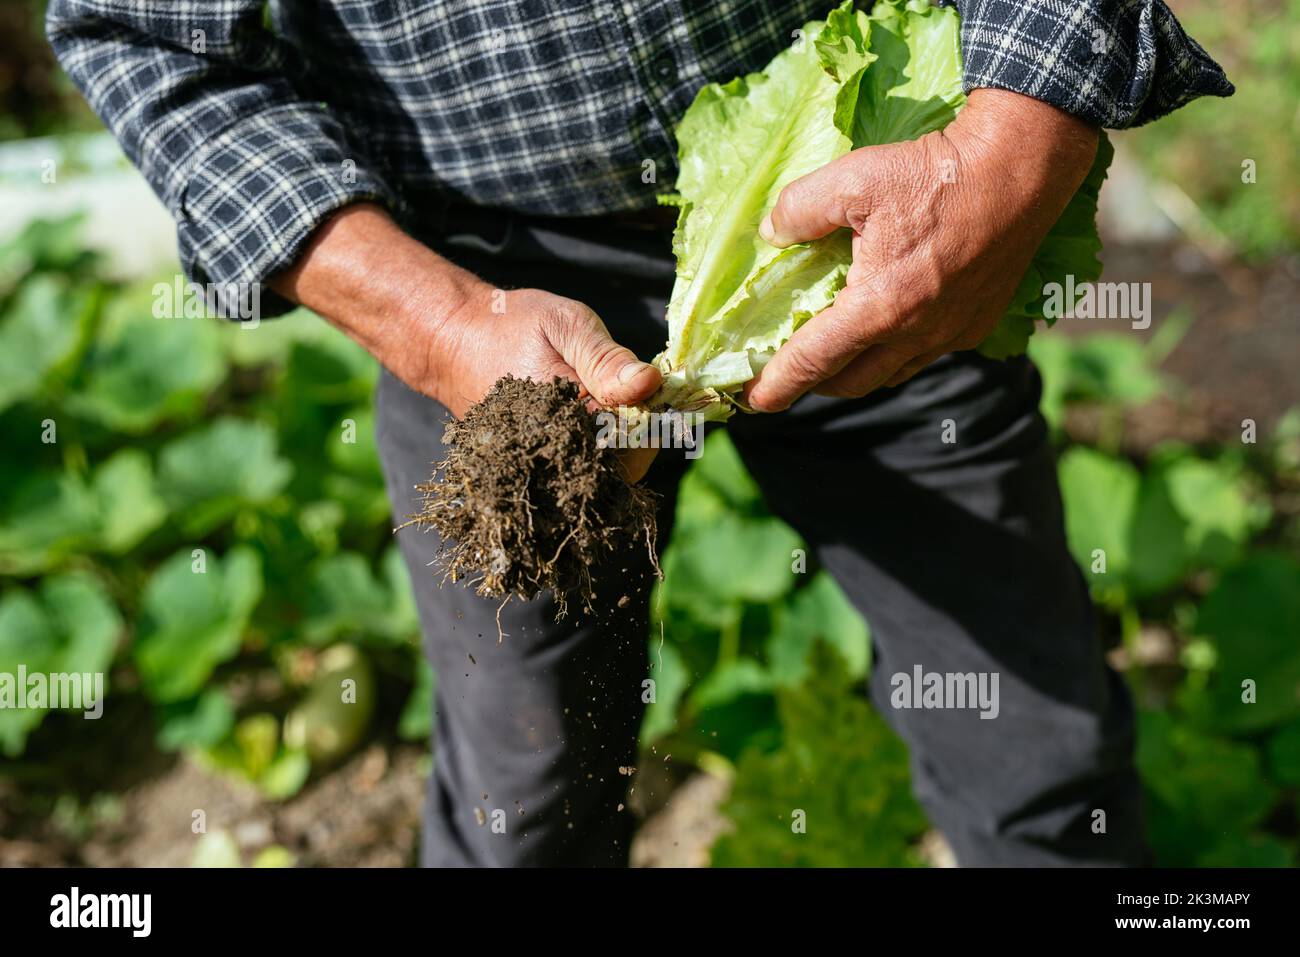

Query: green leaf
[1193,553,1300,731]
[663,512,802,608]
[0,450,166,574]
[657,4,860,414]
[1027,334,1071,431]
[326,406,383,479]
[0,274,94,411]
[767,571,871,687]
[1057,447,1139,581]
[0,472,100,574]
[156,688,236,752]
[1125,470,1191,597]
[711,642,927,867]
[0,215,98,279]
[304,550,415,643]
[691,657,774,710]
[639,640,690,745]
[280,335,377,406]
[655,0,1110,411]
[1062,335,1164,406]
[398,660,437,742]
[134,545,264,703]
[1029,332,1165,412]
[0,573,121,756]
[837,0,964,148]
[677,432,766,525]
[197,711,312,800]
[222,306,330,368]
[92,449,168,553]
[1159,451,1270,569]
[686,687,781,762]
[320,404,390,525]
[67,279,225,432]
[157,417,292,535]
[381,543,420,638]
[1137,710,1279,865]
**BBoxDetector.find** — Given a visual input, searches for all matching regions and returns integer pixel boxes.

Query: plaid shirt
[48,1,1230,313]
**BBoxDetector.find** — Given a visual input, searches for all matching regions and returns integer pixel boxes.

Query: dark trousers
[374,213,1147,867]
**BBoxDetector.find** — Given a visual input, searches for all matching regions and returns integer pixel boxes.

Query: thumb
[744,283,874,412]
[759,151,870,248]
[548,303,661,407]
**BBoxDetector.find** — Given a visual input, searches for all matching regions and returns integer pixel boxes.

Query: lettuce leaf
[650,0,1110,417]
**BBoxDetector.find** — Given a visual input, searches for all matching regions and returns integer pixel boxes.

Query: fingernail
[758,214,775,244]
[618,361,647,384]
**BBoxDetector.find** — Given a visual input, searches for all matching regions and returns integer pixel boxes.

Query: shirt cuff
[948,0,1234,129]
[175,104,398,318]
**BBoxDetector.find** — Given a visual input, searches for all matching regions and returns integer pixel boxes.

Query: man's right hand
[270,203,662,480]
[429,285,660,419]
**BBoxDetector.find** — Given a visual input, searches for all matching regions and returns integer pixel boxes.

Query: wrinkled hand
[428,286,662,480]
[745,89,1099,412]
[270,204,662,481]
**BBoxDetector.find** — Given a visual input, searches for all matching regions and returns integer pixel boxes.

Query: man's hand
[271,204,662,480]
[433,285,664,481]
[745,89,1100,412]
[429,285,660,419]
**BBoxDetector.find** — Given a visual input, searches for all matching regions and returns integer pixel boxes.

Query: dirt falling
[406,375,659,620]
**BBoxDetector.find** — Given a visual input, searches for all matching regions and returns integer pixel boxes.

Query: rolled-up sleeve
[946,0,1234,129]
[47,0,397,316]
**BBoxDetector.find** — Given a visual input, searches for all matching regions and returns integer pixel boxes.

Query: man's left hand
[745,88,1099,412]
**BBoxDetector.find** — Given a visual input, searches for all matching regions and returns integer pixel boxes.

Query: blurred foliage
[0,1,99,141]
[0,217,422,803]
[710,644,927,868]
[1126,0,1300,259]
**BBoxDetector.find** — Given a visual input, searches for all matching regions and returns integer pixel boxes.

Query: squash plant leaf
[1192,553,1300,731]
[711,641,926,867]
[0,449,166,574]
[0,573,121,756]
[157,417,293,536]
[67,277,226,433]
[133,546,264,703]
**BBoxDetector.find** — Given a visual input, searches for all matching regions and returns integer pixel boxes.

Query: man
[49,1,1230,866]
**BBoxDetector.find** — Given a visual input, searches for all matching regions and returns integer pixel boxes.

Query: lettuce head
[649,0,1111,420]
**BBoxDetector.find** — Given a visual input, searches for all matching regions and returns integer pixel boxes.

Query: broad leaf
[1192,553,1300,731]
[767,571,870,686]
[157,418,293,535]
[0,449,166,574]
[1057,447,1139,580]
[711,642,926,867]
[67,278,225,432]
[0,275,94,412]
[133,546,264,702]
[0,573,121,756]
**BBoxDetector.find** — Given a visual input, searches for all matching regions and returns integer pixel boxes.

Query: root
[403,376,660,621]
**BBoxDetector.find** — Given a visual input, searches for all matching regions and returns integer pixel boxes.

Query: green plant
[1125,0,1300,260]
[711,643,928,867]
[648,0,1110,420]
[0,214,424,798]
